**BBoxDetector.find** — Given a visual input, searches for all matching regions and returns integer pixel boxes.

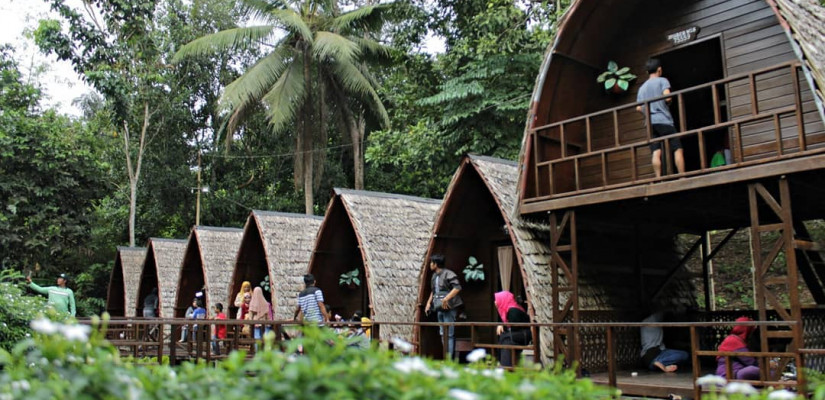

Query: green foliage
[463,256,485,282]
[0,270,67,350]
[0,322,621,399]
[0,46,110,273]
[339,268,361,287]
[596,61,637,92]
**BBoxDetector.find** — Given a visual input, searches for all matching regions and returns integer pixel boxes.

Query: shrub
[0,270,67,350]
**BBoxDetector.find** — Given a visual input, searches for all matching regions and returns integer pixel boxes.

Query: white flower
[724,382,758,395]
[60,324,91,341]
[448,389,479,400]
[466,348,486,363]
[441,367,459,379]
[767,389,798,400]
[10,380,30,392]
[696,374,727,387]
[481,368,504,380]
[393,357,430,374]
[30,318,58,334]
[391,337,414,353]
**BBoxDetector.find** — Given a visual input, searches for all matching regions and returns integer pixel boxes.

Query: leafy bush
[0,318,619,399]
[0,270,67,350]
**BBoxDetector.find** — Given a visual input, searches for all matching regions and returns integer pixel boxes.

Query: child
[212,303,227,355]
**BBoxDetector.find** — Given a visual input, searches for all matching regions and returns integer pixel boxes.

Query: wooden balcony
[522,61,825,213]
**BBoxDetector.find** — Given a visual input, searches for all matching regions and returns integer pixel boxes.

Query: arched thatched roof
[143,238,187,318]
[309,189,441,341]
[771,0,825,114]
[176,226,243,314]
[233,211,322,320]
[106,247,146,317]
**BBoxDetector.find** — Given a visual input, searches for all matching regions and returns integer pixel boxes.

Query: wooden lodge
[307,188,441,341]
[175,226,243,317]
[135,238,187,319]
[518,0,825,395]
[230,211,322,320]
[106,247,146,317]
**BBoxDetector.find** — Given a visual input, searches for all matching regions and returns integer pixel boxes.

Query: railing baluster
[532,132,540,196]
[613,110,620,147]
[585,117,592,152]
[774,114,783,156]
[734,122,743,164]
[691,326,701,400]
[601,153,608,187]
[560,124,566,158]
[750,73,759,115]
[791,65,806,152]
[607,326,616,388]
[678,93,687,133]
[630,147,637,182]
[698,130,707,170]
[548,162,554,195]
[574,158,580,190]
[712,84,720,125]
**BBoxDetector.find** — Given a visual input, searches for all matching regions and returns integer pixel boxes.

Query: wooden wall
[310,198,369,320]
[529,0,825,196]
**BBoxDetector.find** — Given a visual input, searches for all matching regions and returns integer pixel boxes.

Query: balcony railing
[526,61,825,201]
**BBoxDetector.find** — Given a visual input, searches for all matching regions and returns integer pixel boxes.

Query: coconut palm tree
[173,0,390,214]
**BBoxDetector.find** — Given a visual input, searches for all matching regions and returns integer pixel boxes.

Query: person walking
[636,58,685,177]
[293,274,329,324]
[424,254,463,360]
[494,290,532,367]
[212,303,227,355]
[27,273,76,317]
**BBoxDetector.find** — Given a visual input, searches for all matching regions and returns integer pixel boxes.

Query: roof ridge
[334,188,442,204]
[467,153,518,166]
[194,225,244,233]
[116,246,146,251]
[252,210,324,220]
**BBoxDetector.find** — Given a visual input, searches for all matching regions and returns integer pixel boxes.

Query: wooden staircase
[793,221,825,305]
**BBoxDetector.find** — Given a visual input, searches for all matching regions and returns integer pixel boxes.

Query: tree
[174,0,391,213]
[0,45,109,273]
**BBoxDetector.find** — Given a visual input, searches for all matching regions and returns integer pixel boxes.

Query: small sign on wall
[667,26,700,46]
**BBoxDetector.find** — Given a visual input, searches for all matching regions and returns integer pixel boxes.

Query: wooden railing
[83,317,821,398]
[526,61,823,201]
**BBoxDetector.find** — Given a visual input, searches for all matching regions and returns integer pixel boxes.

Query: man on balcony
[637,58,685,178]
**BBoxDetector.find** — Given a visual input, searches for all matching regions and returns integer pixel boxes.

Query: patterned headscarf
[248,287,270,318]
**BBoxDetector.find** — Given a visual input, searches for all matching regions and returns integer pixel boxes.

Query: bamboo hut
[308,188,441,341]
[106,247,146,317]
[516,0,825,395]
[174,226,243,317]
[230,211,322,320]
[135,238,187,319]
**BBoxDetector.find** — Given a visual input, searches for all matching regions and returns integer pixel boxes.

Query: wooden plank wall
[535,0,825,194]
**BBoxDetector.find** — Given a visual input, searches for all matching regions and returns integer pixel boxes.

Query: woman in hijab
[248,286,272,343]
[234,281,252,309]
[716,316,759,380]
[494,291,532,367]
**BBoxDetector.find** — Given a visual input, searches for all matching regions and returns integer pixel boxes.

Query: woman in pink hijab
[716,316,759,380]
[248,287,273,345]
[494,291,531,367]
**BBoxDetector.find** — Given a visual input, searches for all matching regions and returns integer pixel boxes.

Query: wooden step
[794,239,824,251]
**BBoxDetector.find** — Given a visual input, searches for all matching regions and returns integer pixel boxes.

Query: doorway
[656,37,727,172]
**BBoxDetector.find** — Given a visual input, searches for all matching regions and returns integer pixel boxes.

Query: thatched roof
[186,226,244,309]
[772,0,825,113]
[145,238,187,319]
[245,211,323,320]
[109,247,146,317]
[326,188,441,341]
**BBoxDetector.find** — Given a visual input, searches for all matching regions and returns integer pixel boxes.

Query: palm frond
[239,0,286,21]
[172,26,277,63]
[330,60,389,128]
[261,59,306,133]
[313,31,359,63]
[351,36,392,60]
[270,9,313,43]
[332,3,392,32]
[220,47,293,110]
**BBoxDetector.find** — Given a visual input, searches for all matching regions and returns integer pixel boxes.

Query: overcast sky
[1,0,89,116]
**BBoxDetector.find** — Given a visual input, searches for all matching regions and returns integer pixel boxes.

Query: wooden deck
[589,369,703,399]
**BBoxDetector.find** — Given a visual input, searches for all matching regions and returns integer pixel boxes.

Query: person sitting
[716,316,759,380]
[640,311,689,372]
[494,291,532,367]
[178,298,197,343]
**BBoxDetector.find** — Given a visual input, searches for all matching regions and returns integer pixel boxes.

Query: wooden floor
[588,369,708,399]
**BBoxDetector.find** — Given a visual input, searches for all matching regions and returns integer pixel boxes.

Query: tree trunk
[302,45,315,215]
[123,102,150,247]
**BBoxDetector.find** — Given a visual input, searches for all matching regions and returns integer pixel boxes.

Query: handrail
[525,60,817,200]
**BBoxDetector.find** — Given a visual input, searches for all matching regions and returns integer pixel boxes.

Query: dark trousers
[498,329,532,367]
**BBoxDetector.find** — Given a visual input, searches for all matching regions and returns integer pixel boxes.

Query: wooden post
[607,326,616,388]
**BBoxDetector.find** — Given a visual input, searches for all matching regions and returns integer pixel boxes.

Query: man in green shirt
[27,273,76,317]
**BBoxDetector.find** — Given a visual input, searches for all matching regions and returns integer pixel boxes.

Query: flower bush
[0,318,619,400]
[0,270,68,350]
